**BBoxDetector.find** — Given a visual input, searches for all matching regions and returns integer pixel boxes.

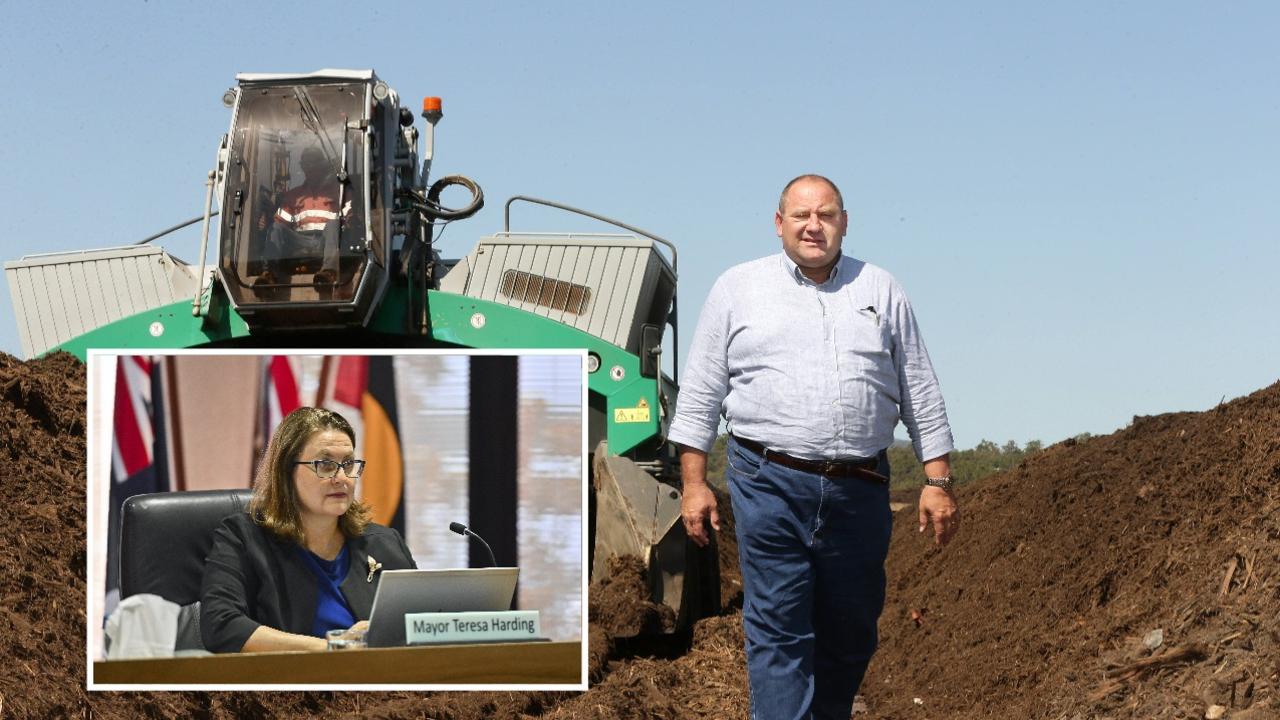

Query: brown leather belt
[731,435,888,484]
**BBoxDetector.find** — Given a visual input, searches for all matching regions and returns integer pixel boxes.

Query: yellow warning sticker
[614,397,651,423]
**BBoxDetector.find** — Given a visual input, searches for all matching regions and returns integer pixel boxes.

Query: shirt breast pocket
[846,307,894,373]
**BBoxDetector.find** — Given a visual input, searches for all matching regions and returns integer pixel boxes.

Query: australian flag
[106,356,171,606]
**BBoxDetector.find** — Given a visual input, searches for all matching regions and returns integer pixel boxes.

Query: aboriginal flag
[317,356,405,533]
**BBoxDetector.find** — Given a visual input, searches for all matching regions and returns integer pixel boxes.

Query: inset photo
[86,350,586,690]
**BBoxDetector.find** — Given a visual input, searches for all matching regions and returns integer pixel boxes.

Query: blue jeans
[725,437,893,720]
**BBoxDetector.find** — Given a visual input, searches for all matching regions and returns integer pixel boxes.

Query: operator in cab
[255,146,350,294]
[200,407,415,653]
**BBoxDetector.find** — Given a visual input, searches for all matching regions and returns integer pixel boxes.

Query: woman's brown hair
[249,406,371,544]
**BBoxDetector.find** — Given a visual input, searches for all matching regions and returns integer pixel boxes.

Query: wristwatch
[924,475,955,491]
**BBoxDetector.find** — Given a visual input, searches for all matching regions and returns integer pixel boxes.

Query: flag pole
[316,355,333,407]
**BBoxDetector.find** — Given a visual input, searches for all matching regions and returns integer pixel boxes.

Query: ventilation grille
[499,270,591,315]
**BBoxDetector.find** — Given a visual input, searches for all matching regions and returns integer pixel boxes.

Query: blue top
[669,252,954,462]
[297,544,357,638]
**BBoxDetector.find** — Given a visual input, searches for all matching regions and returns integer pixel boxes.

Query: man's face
[300,156,328,179]
[775,179,847,280]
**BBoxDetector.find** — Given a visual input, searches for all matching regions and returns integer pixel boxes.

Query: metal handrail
[503,195,679,386]
[503,196,676,273]
[133,211,220,246]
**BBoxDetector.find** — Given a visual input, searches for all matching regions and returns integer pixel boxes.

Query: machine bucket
[590,442,719,634]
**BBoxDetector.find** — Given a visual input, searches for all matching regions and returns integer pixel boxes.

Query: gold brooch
[366,555,383,582]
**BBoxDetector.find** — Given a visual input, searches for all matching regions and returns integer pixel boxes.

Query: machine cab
[217,69,400,329]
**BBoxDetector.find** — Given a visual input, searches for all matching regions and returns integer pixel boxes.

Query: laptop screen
[365,567,519,648]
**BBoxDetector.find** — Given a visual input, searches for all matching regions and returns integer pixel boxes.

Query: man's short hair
[778,174,844,213]
[300,146,327,171]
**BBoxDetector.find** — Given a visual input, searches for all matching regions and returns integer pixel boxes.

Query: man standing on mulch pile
[669,174,961,720]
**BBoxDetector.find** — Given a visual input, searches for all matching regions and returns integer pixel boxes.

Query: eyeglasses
[293,459,365,479]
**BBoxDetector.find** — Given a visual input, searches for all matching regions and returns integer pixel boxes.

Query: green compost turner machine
[4,69,718,631]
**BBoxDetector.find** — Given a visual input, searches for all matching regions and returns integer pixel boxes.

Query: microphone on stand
[448,521,498,568]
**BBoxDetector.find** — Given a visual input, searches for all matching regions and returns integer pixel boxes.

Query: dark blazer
[200,512,416,653]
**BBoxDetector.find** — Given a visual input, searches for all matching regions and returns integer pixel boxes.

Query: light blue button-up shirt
[668,252,954,462]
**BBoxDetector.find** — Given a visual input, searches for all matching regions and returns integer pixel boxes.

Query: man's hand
[682,482,721,548]
[679,446,720,547]
[918,485,959,547]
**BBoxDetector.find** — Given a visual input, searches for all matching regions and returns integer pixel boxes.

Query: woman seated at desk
[201,407,416,653]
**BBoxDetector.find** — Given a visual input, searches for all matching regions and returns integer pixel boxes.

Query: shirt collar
[780,251,844,287]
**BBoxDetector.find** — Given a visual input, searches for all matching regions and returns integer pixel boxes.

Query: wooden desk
[93,640,582,686]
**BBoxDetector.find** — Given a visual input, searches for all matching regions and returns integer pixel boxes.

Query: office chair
[119,489,253,652]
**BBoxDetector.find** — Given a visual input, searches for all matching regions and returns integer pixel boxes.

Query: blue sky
[2,2,1276,450]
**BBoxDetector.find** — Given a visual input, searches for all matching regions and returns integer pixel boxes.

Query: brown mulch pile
[0,352,91,718]
[867,381,1280,719]
[590,555,677,638]
[2,351,1277,719]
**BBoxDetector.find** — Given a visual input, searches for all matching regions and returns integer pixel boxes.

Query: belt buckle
[821,460,837,476]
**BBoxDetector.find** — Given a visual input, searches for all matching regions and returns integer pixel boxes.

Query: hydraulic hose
[403,175,484,221]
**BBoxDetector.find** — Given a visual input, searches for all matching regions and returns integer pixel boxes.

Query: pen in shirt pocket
[860,305,881,327]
